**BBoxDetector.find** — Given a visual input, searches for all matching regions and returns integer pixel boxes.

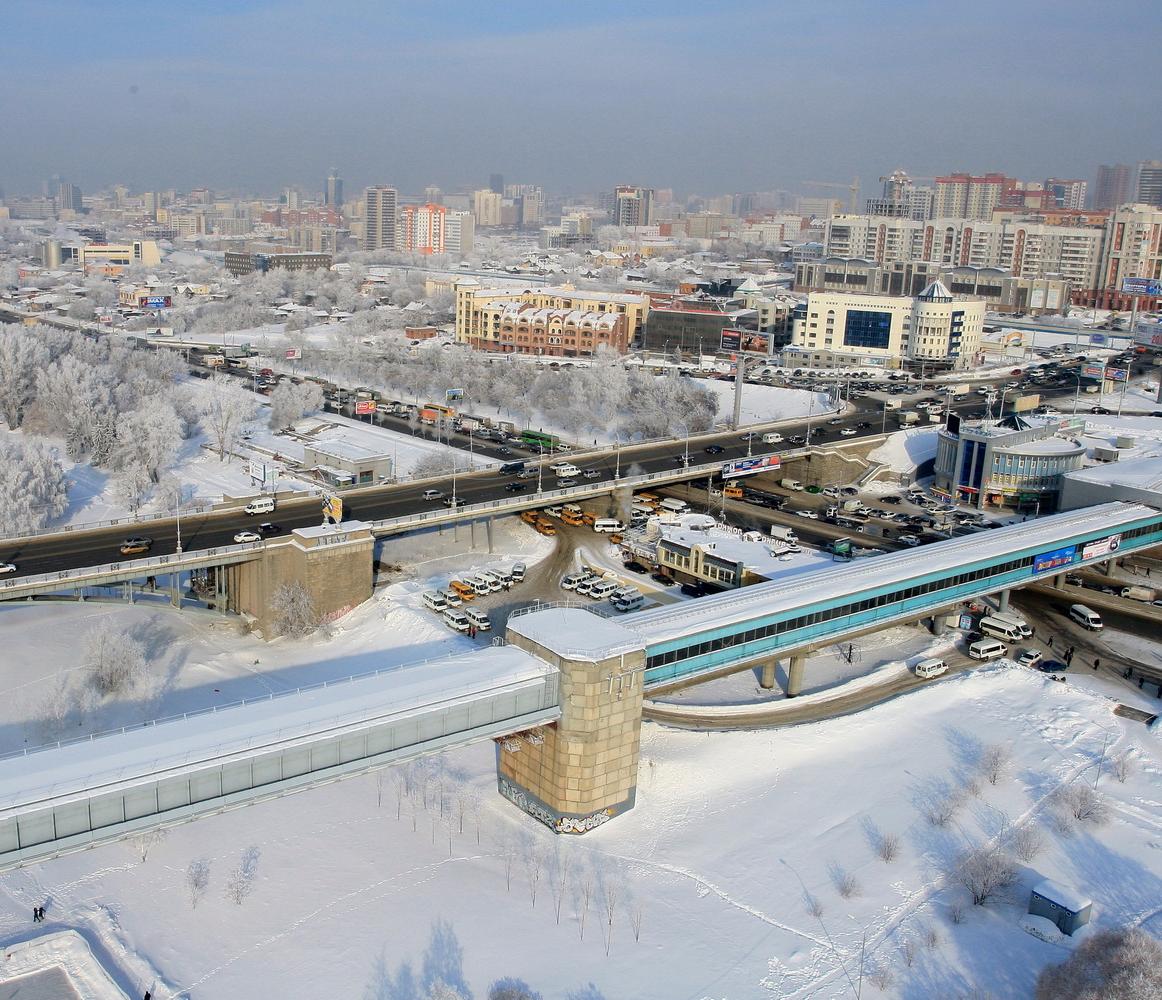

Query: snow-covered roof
[1032,879,1092,912]
[508,608,643,661]
[1065,455,1162,492]
[996,436,1083,456]
[916,279,953,302]
[627,502,1159,645]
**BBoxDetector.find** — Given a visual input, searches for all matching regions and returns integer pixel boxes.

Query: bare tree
[866,961,895,992]
[268,380,324,431]
[186,858,211,909]
[526,845,544,910]
[829,863,861,899]
[1010,823,1046,863]
[954,846,1017,906]
[131,827,167,863]
[394,768,410,820]
[923,786,966,827]
[949,901,965,925]
[499,831,518,893]
[629,901,644,942]
[550,844,571,925]
[1055,784,1110,825]
[577,873,593,941]
[1110,750,1134,784]
[487,979,543,1000]
[803,892,825,920]
[225,845,261,905]
[876,832,901,863]
[85,620,147,697]
[900,936,916,968]
[200,375,255,460]
[980,744,1012,786]
[922,924,940,950]
[1035,927,1162,1000]
[602,879,619,956]
[0,327,50,429]
[468,790,482,844]
[269,581,320,639]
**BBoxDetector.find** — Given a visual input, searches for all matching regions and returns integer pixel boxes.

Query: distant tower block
[500,608,646,833]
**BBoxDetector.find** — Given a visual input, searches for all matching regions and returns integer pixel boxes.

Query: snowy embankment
[867,426,940,474]
[2,644,1159,998]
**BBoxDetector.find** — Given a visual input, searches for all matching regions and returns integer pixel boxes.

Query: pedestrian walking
[1093,657,1101,671]
[1047,636,1054,650]
[32,907,38,923]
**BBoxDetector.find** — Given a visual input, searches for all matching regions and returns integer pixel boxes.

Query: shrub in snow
[1109,750,1134,784]
[1010,823,1047,863]
[225,846,260,905]
[1035,927,1162,1000]
[1021,914,1064,944]
[1054,784,1109,825]
[269,581,321,639]
[186,858,211,909]
[488,979,543,1000]
[85,620,147,697]
[953,845,1017,906]
[980,743,1012,785]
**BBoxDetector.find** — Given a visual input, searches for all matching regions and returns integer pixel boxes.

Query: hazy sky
[3,0,1160,201]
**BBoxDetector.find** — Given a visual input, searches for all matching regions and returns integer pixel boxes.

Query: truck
[943,383,971,397]
[1003,393,1041,414]
[203,353,226,367]
[419,407,441,425]
[883,398,903,410]
[895,410,920,425]
[768,525,799,545]
[780,478,804,491]
[1121,585,1157,602]
[841,499,867,513]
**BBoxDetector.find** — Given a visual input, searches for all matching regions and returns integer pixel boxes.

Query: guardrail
[0,541,264,598]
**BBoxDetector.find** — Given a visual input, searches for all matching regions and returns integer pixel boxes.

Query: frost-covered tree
[0,326,50,428]
[84,619,147,696]
[268,380,324,431]
[0,439,69,537]
[1035,927,1162,999]
[953,845,1017,905]
[113,461,154,512]
[186,858,211,909]
[113,397,184,482]
[269,581,320,638]
[199,375,255,460]
[488,980,542,1000]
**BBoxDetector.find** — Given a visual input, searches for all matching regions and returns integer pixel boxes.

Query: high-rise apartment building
[613,186,655,227]
[864,170,934,220]
[399,203,475,254]
[473,189,503,227]
[363,186,398,251]
[1093,164,1132,210]
[55,181,83,214]
[489,174,504,195]
[1135,161,1162,208]
[1088,202,1162,309]
[1044,179,1087,211]
[932,173,1016,220]
[325,171,343,208]
[504,185,544,227]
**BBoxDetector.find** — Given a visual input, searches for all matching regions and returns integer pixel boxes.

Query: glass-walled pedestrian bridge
[632,501,1162,689]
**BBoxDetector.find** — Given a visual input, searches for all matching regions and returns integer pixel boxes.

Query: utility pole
[732,353,746,429]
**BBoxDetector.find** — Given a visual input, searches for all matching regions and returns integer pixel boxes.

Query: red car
[259,368,274,377]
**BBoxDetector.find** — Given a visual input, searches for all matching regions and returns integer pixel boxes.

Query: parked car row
[420,562,527,633]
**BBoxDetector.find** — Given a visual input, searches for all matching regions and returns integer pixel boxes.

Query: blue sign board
[1121,277,1161,297]
[1088,333,1107,346]
[144,295,170,309]
[1033,545,1076,575]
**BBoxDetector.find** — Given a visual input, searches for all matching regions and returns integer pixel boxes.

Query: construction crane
[803,177,861,213]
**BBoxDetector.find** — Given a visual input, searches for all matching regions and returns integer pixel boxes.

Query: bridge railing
[0,541,264,597]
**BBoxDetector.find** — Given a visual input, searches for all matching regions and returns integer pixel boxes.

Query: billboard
[285,347,302,360]
[1033,545,1076,575]
[1134,320,1162,348]
[144,295,171,309]
[446,388,464,402]
[1081,534,1121,561]
[1082,364,1105,379]
[1121,277,1161,297]
[1088,333,1107,346]
[354,399,376,415]
[322,495,344,523]
[1105,366,1128,382]
[720,328,770,355]
[721,455,781,480]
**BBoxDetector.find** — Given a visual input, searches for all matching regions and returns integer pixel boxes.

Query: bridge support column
[997,588,1011,613]
[500,609,645,834]
[787,654,806,697]
[759,661,778,689]
[1053,573,1065,590]
[486,516,494,554]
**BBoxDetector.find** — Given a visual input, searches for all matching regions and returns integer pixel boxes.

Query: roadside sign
[446,388,464,402]
[355,400,376,415]
[721,455,781,479]
[1121,277,1161,297]
[285,347,302,360]
[322,495,344,523]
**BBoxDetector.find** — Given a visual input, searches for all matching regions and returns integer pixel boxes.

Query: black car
[1038,660,1068,673]
[257,522,281,535]
[856,421,871,429]
[651,572,676,586]
[881,495,902,505]
[505,482,526,493]
[497,446,513,456]
[704,444,725,454]
[680,582,709,597]
[623,560,648,574]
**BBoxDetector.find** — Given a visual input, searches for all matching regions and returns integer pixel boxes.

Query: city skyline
[3,0,1161,198]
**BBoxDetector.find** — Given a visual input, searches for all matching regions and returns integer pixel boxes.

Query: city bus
[520,429,560,451]
[421,402,457,420]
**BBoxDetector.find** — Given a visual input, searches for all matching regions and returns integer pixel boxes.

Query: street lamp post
[175,488,183,554]
[613,432,622,480]
[537,444,544,493]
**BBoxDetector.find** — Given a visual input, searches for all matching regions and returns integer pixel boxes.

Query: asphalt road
[0,368,1072,581]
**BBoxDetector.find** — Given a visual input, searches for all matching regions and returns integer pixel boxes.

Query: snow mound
[1021,914,1065,944]
[868,426,940,474]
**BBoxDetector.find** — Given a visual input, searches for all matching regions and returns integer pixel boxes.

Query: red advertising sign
[354,400,376,415]
[285,347,302,360]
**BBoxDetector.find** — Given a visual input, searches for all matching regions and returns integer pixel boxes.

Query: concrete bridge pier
[760,661,778,689]
[1053,573,1066,589]
[997,588,1011,613]
[486,516,494,554]
[786,654,806,697]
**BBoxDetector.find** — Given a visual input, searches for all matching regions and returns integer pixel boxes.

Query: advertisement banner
[285,347,302,360]
[354,400,376,415]
[248,460,267,484]
[1089,333,1107,346]
[144,295,171,309]
[1002,331,1024,347]
[1134,321,1162,348]
[1121,277,1162,297]
[1105,367,1127,382]
[1082,364,1105,379]
[721,455,781,479]
[720,328,770,355]
[1081,534,1121,561]
[1033,545,1076,575]
[446,388,464,402]
[322,495,344,523]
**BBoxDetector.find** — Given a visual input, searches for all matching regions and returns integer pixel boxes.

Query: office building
[1082,202,1162,310]
[795,197,843,220]
[489,173,504,195]
[363,186,398,251]
[788,281,985,370]
[640,295,753,356]
[75,240,162,276]
[933,417,1086,512]
[796,257,1071,315]
[399,203,474,254]
[224,249,332,277]
[325,171,343,208]
[1135,160,1162,208]
[1093,164,1132,210]
[455,280,649,349]
[932,173,1016,220]
[613,186,655,228]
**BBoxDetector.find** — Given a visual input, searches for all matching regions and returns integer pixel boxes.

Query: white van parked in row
[593,518,625,533]
[979,616,1025,643]
[422,591,448,613]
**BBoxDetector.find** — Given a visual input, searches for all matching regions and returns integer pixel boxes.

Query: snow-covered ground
[866,426,940,476]
[2,657,1159,999]
[698,380,836,429]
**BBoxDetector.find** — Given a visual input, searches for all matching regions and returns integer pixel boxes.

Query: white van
[593,518,626,533]
[659,498,688,515]
[464,608,492,631]
[588,580,620,601]
[762,432,784,444]
[610,588,645,613]
[244,496,276,516]
[555,463,581,478]
[992,612,1032,638]
[476,570,504,593]
[510,562,526,583]
[968,638,1007,660]
[979,616,1024,642]
[1069,604,1103,630]
[422,591,448,613]
[462,575,491,597]
[573,574,602,596]
[914,657,948,679]
[443,609,471,632]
